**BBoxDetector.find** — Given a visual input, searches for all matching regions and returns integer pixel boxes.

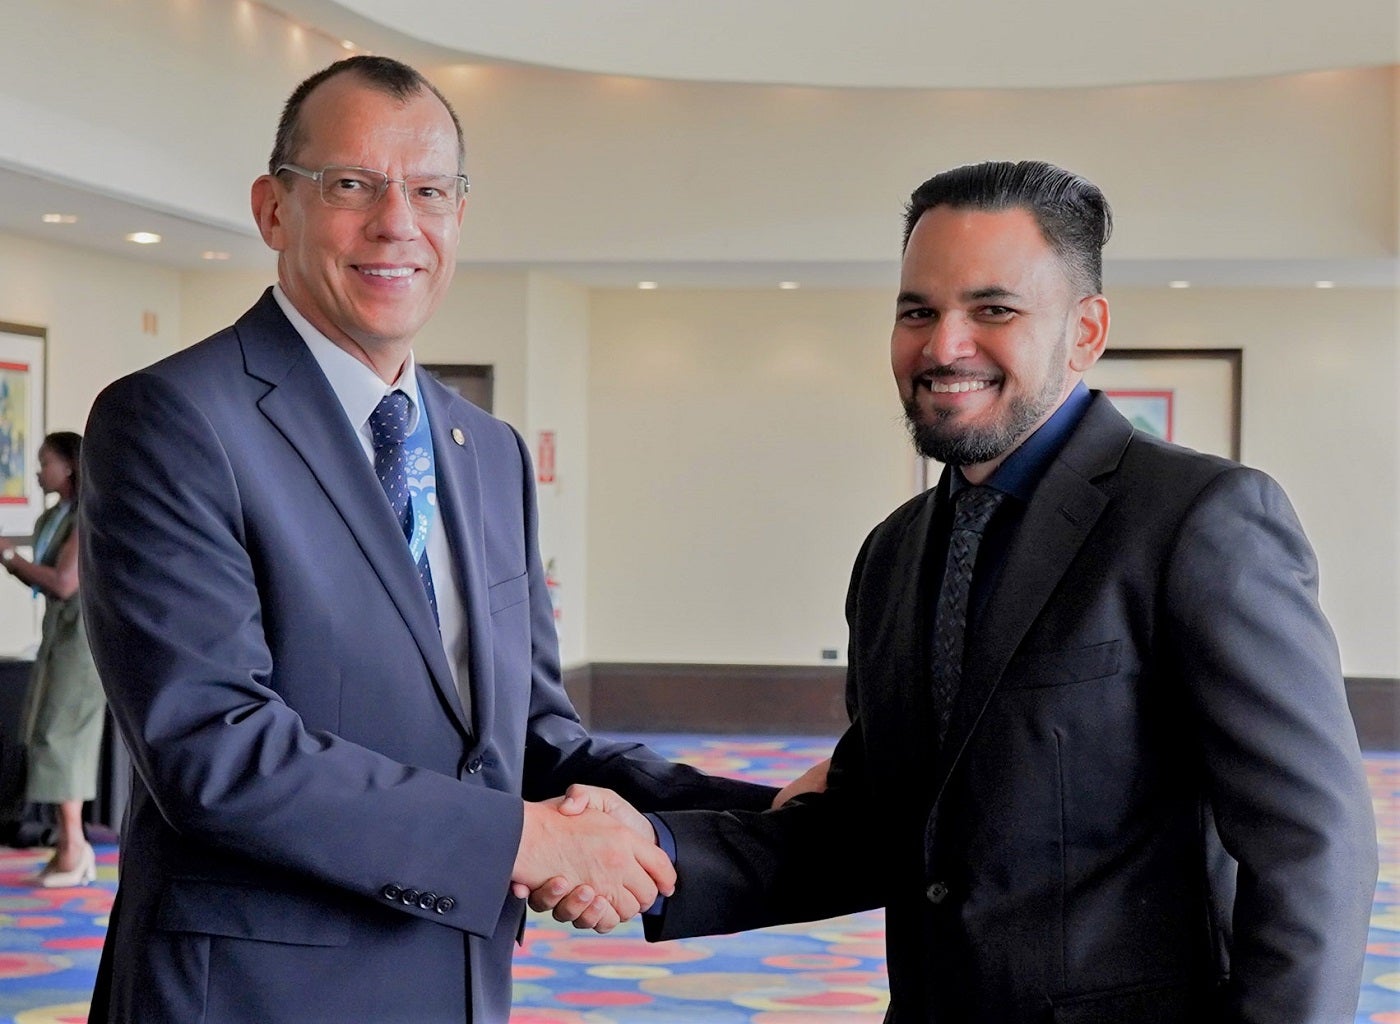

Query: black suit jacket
[80,291,775,1024]
[650,393,1376,1024]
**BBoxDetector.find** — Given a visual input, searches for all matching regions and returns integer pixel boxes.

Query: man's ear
[1068,294,1110,373]
[251,175,287,252]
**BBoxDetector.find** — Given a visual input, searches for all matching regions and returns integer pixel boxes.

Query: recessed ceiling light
[1168,280,1190,289]
[125,232,162,245]
[778,281,800,290]
[637,281,658,290]
[41,213,78,224]
[1314,280,1336,289]
[201,251,232,261]
[341,40,356,50]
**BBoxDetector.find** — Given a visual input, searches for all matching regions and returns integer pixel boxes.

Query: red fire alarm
[536,430,556,484]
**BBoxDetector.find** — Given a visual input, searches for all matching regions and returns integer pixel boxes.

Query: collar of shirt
[950,381,1093,503]
[271,284,422,448]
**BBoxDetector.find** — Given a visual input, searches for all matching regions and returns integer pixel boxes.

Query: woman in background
[0,431,104,886]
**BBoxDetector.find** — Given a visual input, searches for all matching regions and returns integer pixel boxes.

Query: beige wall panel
[587,289,911,665]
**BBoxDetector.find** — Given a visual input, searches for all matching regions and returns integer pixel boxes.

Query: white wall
[524,274,590,667]
[587,289,911,664]
[0,231,183,655]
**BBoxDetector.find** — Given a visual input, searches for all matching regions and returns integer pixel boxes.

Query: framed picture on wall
[914,346,1243,492]
[0,322,46,536]
[1085,348,1241,460]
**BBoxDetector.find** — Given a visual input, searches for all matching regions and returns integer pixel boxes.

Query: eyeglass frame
[274,162,469,215]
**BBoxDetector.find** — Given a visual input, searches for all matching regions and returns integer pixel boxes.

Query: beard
[903,389,1052,465]
[904,336,1070,466]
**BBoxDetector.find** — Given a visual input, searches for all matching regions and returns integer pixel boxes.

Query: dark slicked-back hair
[902,160,1112,295]
[269,54,466,174]
[42,431,83,497]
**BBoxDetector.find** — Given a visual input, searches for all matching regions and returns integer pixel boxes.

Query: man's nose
[923,314,977,364]
[366,179,422,238]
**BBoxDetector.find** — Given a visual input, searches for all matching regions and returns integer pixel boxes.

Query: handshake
[510,785,668,933]
[509,759,829,933]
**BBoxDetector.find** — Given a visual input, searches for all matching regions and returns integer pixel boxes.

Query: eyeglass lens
[318,166,463,215]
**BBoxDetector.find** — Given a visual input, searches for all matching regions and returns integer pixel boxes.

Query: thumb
[559,783,602,815]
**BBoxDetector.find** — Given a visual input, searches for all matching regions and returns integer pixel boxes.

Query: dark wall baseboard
[564,663,847,735]
[1345,677,1400,751]
[564,663,1400,749]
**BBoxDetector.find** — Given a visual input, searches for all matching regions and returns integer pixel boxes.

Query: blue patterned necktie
[368,391,438,622]
[931,484,1005,744]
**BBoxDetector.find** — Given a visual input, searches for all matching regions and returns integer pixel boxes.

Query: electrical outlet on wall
[820,648,839,661]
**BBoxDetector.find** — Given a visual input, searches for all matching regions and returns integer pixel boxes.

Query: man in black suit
[547,160,1378,1022]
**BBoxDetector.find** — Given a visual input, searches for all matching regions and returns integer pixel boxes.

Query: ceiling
[295,0,1399,91]
[4,1,1396,287]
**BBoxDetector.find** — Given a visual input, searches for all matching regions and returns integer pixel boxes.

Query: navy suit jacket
[81,290,774,1023]
[648,394,1377,1024]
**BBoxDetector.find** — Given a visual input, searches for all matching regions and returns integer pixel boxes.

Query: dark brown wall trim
[1345,677,1400,751]
[576,663,848,735]
[568,663,1400,749]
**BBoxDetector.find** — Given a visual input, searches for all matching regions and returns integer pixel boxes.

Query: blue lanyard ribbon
[402,398,437,564]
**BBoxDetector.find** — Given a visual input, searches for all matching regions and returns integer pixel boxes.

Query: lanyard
[402,399,437,564]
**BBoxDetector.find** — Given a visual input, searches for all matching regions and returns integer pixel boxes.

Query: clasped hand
[512,758,833,934]
[511,786,670,934]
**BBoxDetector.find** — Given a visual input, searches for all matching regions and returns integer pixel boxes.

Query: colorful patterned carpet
[0,738,1395,1023]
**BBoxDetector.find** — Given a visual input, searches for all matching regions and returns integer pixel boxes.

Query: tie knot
[369,390,414,449]
[953,485,1004,535]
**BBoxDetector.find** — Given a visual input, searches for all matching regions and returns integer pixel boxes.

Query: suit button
[417,891,438,910]
[465,757,484,774]
[434,896,456,914]
[381,884,403,902]
[401,888,421,906]
[925,882,949,904]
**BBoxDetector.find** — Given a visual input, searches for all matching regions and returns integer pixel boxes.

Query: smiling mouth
[357,266,415,278]
[918,375,996,394]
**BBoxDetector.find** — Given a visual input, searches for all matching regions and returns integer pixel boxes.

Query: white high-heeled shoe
[37,842,96,888]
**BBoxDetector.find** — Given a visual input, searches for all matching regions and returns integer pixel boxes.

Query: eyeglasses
[275,163,468,216]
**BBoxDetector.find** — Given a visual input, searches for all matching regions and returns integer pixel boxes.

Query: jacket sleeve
[1164,466,1377,1024]
[642,529,890,940]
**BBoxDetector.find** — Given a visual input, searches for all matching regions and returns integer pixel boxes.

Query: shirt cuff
[643,813,676,918]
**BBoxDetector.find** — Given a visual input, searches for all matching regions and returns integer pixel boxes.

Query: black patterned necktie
[931,484,1005,744]
[368,391,438,622]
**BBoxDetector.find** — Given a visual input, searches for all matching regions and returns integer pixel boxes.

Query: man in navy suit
[551,161,1378,1023]
[80,55,778,1023]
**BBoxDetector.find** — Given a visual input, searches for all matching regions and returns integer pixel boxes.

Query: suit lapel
[934,395,1132,789]
[418,372,494,739]
[235,293,464,734]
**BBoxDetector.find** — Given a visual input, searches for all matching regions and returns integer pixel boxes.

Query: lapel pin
[451,427,466,446]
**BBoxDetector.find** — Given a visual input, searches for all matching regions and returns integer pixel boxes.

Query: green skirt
[20,594,105,804]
